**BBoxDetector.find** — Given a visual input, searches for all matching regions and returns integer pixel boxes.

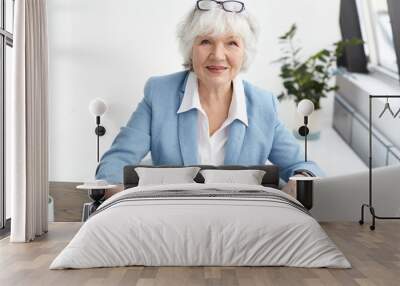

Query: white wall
[48,0,341,182]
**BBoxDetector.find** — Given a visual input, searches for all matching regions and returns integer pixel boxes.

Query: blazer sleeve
[267,95,325,182]
[95,78,153,184]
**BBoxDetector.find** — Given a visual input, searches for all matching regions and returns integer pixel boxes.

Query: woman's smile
[206,65,229,74]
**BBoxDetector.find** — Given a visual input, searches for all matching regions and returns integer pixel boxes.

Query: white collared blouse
[177,72,248,165]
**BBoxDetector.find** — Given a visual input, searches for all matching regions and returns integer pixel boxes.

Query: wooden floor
[0,222,399,286]
[50,181,90,222]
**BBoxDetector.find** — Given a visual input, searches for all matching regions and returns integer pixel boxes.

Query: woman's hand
[104,184,124,199]
[281,174,307,198]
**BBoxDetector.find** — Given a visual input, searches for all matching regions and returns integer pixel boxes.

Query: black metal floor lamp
[359,95,400,230]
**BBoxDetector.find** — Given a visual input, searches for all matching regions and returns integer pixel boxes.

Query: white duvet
[50,183,351,269]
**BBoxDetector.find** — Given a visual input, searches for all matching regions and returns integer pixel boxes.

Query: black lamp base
[296,180,313,210]
[298,125,309,136]
[95,125,106,136]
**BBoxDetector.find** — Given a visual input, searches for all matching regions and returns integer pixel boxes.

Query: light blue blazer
[96,70,325,184]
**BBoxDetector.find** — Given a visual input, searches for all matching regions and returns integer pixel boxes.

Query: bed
[50,165,350,269]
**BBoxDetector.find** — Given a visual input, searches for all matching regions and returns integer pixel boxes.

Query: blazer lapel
[178,71,199,165]
[225,80,249,165]
[178,110,198,165]
[224,120,246,165]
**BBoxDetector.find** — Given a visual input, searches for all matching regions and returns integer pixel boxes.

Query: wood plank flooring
[49,181,90,222]
[1,222,399,286]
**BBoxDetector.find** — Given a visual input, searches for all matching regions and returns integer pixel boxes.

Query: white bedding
[50,183,351,269]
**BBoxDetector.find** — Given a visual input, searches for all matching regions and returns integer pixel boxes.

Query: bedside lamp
[297,99,314,162]
[293,99,316,210]
[89,98,107,162]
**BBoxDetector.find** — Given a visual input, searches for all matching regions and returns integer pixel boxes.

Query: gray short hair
[177,7,259,72]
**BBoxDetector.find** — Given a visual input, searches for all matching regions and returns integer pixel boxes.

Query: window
[356,0,399,76]
[369,0,398,73]
[0,0,14,230]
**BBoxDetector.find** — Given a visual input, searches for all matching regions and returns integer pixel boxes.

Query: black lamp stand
[95,115,106,162]
[298,116,309,162]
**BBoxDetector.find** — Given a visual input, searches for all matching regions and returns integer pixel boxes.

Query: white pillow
[135,167,201,186]
[200,169,266,185]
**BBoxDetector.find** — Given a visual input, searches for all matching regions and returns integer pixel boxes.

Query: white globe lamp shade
[297,99,314,116]
[89,98,107,117]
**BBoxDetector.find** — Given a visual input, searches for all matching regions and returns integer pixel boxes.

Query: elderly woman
[95,0,324,197]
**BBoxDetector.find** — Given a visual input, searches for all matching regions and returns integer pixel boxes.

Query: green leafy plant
[276,24,363,110]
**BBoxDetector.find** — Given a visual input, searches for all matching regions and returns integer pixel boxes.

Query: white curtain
[9,0,49,242]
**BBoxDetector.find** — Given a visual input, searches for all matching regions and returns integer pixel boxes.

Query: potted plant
[276,24,362,139]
